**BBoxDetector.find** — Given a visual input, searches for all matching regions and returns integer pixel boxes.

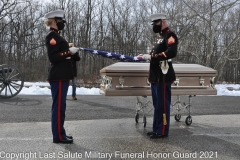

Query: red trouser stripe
[162,83,166,135]
[58,81,62,140]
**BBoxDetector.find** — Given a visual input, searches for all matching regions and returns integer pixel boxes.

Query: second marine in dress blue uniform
[139,13,178,138]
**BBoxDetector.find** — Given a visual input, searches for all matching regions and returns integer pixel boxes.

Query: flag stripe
[80,47,147,62]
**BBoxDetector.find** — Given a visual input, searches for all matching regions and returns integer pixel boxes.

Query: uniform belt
[168,59,172,62]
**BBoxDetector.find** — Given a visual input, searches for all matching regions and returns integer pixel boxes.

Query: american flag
[79,47,147,62]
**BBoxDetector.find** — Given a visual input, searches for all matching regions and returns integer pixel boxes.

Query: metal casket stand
[99,62,217,126]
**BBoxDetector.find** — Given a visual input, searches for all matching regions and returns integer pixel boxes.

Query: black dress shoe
[150,133,168,139]
[147,131,156,136]
[53,137,73,144]
[66,135,73,139]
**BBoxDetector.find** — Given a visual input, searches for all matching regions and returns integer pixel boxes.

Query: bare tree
[0,0,239,83]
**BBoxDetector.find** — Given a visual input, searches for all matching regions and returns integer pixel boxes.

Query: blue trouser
[72,77,77,97]
[151,82,172,136]
[50,80,69,141]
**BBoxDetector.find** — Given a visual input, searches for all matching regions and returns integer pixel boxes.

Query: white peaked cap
[150,13,167,22]
[45,9,65,19]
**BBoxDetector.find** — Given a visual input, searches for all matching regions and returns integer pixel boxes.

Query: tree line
[0,0,239,84]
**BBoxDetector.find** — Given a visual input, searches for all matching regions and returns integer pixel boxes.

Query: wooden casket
[99,62,217,96]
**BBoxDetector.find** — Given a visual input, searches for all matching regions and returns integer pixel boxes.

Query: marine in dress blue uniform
[139,13,178,138]
[44,9,79,143]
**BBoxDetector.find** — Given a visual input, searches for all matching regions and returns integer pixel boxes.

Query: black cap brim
[151,19,161,25]
[55,17,66,23]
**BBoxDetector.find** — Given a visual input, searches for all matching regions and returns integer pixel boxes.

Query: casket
[99,62,217,96]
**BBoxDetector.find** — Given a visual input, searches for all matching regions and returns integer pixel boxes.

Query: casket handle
[172,86,209,89]
[146,78,150,85]
[116,86,150,89]
[116,85,209,89]
[199,77,205,86]
[174,77,179,86]
[119,76,125,87]
[210,77,215,89]
[100,75,112,90]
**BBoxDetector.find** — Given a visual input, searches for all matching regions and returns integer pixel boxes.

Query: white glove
[142,54,151,60]
[69,47,79,55]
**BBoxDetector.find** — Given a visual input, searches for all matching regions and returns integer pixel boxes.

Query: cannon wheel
[0,64,24,98]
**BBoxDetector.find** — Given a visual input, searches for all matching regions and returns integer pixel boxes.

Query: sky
[16,82,240,96]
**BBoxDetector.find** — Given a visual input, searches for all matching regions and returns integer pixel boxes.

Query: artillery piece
[0,64,24,98]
